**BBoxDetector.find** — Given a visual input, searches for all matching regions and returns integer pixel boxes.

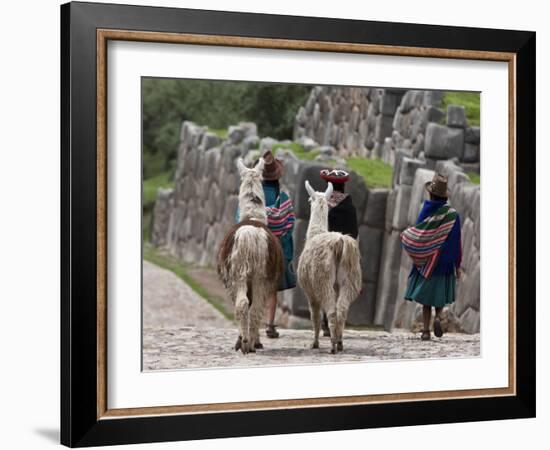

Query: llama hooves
[311,341,319,349]
[330,342,344,354]
[240,339,250,354]
[254,342,264,349]
[234,336,242,351]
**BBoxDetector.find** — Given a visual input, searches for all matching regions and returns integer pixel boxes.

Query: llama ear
[236,158,248,175]
[255,157,265,174]
[305,180,316,198]
[325,182,334,200]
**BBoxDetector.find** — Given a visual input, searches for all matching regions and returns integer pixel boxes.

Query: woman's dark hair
[429,192,448,202]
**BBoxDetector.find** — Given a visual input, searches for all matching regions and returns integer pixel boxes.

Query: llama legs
[325,301,338,354]
[234,283,250,354]
[248,283,267,351]
[309,301,321,349]
[335,299,350,352]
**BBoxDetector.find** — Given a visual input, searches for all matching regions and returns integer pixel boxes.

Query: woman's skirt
[278,258,297,291]
[404,270,456,307]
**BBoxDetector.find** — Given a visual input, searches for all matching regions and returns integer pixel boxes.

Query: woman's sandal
[421,329,431,341]
[433,317,443,338]
[265,324,279,339]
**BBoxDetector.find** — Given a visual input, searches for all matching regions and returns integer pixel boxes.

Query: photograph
[142,79,481,370]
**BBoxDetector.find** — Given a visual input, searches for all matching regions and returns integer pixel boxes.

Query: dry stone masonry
[151,86,481,333]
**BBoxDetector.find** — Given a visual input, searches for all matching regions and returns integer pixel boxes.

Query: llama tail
[231,225,269,283]
[336,236,362,296]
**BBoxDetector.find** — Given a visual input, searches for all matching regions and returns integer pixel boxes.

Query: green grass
[207,128,228,139]
[272,142,320,161]
[143,245,234,321]
[346,157,393,188]
[467,172,480,184]
[441,92,480,127]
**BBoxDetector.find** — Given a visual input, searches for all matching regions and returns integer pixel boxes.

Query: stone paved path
[143,260,231,329]
[143,261,480,371]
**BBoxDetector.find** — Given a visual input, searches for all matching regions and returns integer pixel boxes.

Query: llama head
[236,157,267,223]
[304,180,332,233]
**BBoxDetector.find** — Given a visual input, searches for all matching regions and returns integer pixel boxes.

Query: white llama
[297,181,362,354]
[217,158,284,354]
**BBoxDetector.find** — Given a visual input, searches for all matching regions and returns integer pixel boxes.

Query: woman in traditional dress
[401,173,462,341]
[236,151,296,339]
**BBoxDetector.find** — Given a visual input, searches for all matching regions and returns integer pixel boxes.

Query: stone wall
[151,86,481,333]
[296,87,480,175]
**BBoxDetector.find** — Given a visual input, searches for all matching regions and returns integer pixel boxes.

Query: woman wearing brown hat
[237,151,297,339]
[401,173,462,341]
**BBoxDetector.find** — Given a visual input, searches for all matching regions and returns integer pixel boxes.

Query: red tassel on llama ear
[324,182,333,200]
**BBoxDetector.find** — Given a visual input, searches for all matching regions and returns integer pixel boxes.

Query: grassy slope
[272,142,320,161]
[346,157,393,188]
[441,91,481,126]
[273,143,393,188]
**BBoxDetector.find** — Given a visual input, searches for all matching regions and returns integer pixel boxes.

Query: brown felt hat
[425,173,450,198]
[256,150,284,180]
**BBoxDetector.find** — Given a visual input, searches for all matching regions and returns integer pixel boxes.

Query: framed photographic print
[60,1,536,447]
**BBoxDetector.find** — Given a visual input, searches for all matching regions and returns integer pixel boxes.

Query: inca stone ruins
[151,87,481,333]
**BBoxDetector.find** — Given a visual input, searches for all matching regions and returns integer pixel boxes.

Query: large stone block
[399,90,424,113]
[392,148,413,188]
[380,137,392,163]
[385,189,397,232]
[297,136,318,152]
[450,182,479,223]
[241,134,260,152]
[462,143,480,163]
[293,162,328,219]
[151,188,174,246]
[407,168,435,225]
[380,92,400,116]
[423,90,444,106]
[346,172,369,223]
[238,121,258,137]
[260,137,278,152]
[399,157,426,185]
[424,105,445,124]
[289,285,310,318]
[458,307,480,334]
[465,126,481,144]
[292,218,309,261]
[375,114,394,143]
[347,282,377,325]
[424,123,465,160]
[392,184,413,231]
[358,225,384,283]
[388,251,414,330]
[200,132,221,151]
[446,105,467,128]
[373,231,402,326]
[363,188,389,227]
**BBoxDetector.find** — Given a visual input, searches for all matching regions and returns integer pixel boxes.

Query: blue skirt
[404,270,456,307]
[278,258,297,291]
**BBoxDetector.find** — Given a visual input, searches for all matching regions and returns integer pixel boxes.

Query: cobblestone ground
[143,261,480,371]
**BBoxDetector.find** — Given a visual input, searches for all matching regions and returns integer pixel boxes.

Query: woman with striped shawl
[401,173,462,341]
[236,151,296,339]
